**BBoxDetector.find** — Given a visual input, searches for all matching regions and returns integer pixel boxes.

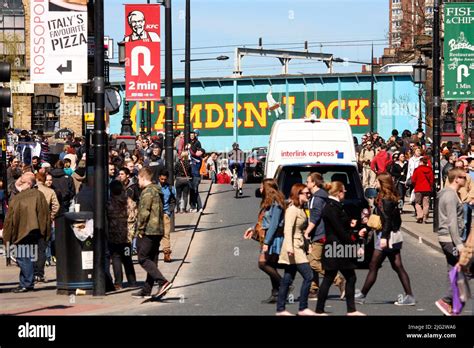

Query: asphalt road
[125,183,471,316]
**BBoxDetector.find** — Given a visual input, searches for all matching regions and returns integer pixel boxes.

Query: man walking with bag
[132,167,172,299]
[435,168,467,315]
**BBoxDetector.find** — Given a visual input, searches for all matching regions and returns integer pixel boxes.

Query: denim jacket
[262,202,284,246]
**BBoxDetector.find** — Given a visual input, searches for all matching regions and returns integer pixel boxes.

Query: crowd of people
[242,127,474,316]
[1,128,211,298]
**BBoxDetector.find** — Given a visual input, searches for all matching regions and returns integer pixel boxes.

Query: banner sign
[125,4,161,101]
[30,0,88,83]
[444,2,474,100]
[127,90,377,136]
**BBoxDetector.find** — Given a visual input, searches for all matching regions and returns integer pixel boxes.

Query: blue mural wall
[110,73,421,152]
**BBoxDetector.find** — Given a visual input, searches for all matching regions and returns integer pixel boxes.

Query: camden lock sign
[444,3,474,100]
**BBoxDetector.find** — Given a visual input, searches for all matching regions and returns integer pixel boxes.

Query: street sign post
[124,4,161,101]
[30,1,88,83]
[444,3,474,100]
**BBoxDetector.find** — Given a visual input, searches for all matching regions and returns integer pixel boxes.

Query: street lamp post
[118,41,133,135]
[93,0,106,296]
[413,57,427,132]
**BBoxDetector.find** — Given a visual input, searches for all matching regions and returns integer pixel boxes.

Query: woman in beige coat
[276,183,316,316]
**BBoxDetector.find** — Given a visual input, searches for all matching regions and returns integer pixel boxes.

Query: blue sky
[105,0,389,81]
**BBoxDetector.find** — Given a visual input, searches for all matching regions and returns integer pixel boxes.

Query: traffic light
[0,62,11,108]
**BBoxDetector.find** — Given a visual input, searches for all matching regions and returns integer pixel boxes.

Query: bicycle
[230,163,244,198]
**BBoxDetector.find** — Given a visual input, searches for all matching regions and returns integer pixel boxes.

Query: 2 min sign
[124,4,161,101]
[444,3,474,100]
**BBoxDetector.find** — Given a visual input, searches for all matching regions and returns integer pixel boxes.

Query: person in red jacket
[217,167,231,184]
[411,156,434,224]
[370,144,392,175]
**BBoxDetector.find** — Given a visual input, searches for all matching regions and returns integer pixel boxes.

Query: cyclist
[228,142,245,196]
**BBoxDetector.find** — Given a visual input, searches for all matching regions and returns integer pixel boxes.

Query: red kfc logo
[125,4,161,101]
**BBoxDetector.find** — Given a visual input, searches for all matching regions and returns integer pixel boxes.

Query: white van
[265,118,357,180]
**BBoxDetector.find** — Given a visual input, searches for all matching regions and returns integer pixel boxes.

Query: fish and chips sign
[30,0,88,83]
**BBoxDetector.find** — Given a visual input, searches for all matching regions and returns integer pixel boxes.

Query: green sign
[444,3,474,100]
[129,90,376,136]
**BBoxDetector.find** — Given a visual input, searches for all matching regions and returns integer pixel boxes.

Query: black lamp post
[118,41,133,135]
[413,57,427,132]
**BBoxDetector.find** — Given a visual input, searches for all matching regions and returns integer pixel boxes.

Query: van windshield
[276,165,363,200]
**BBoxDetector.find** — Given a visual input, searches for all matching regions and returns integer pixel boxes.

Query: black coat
[50,168,75,211]
[376,198,402,240]
[390,161,408,183]
[322,198,358,271]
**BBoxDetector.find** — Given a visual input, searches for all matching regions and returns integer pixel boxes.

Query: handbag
[388,230,404,248]
[251,210,266,245]
[179,160,192,188]
[367,214,382,230]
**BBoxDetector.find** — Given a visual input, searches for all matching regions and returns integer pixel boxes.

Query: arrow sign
[131,46,154,76]
[57,60,72,74]
[457,64,470,83]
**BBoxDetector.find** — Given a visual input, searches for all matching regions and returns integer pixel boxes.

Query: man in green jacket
[132,167,172,299]
[3,172,51,293]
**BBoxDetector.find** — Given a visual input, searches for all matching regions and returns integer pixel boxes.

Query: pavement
[0,180,213,316]
[400,201,442,253]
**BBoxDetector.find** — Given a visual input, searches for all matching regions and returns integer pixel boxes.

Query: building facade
[389,0,434,49]
[0,0,83,135]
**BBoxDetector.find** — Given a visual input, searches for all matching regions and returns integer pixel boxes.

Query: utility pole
[432,0,441,231]
[370,42,375,133]
[147,0,152,135]
[184,0,191,144]
[93,0,106,296]
[165,0,174,183]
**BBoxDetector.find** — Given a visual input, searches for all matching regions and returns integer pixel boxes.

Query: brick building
[1,0,83,135]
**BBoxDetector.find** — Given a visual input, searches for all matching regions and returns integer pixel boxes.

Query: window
[0,0,25,66]
[32,95,60,133]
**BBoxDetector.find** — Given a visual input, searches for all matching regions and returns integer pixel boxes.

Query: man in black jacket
[50,160,75,213]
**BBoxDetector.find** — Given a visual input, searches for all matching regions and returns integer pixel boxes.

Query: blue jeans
[229,161,244,178]
[190,176,202,210]
[462,203,472,242]
[16,235,38,289]
[277,263,313,312]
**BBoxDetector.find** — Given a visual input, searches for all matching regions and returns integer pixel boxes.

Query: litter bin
[55,212,94,295]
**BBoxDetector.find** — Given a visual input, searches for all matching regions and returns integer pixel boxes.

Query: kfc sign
[125,4,161,101]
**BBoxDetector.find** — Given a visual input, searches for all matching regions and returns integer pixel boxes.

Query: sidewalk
[400,202,442,253]
[0,180,212,316]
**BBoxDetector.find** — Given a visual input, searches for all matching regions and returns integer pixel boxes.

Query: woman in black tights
[244,179,286,303]
[316,181,366,316]
[355,173,415,306]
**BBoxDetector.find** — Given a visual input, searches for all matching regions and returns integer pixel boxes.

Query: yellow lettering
[205,103,225,129]
[176,104,185,129]
[191,104,203,128]
[328,100,346,119]
[282,96,296,119]
[306,100,326,119]
[243,102,267,128]
[224,103,243,128]
[155,105,166,129]
[348,99,369,126]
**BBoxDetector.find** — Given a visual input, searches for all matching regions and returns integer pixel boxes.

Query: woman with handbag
[244,179,286,304]
[276,183,316,316]
[355,173,416,306]
[389,152,408,206]
[174,151,192,213]
[315,181,366,316]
